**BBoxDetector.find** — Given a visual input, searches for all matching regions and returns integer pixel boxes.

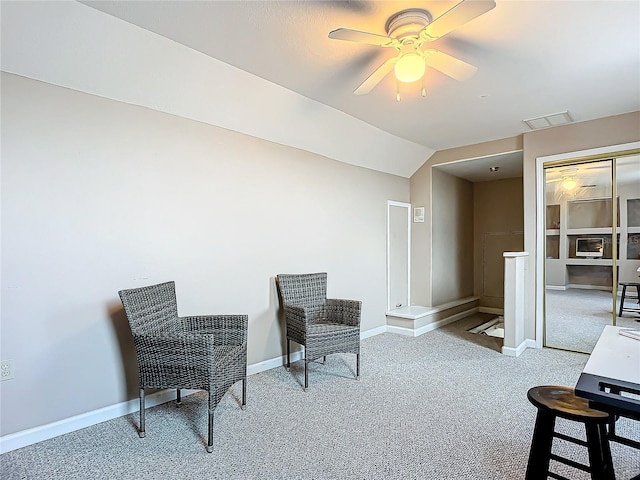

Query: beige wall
[431,169,474,305]
[410,136,523,307]
[473,178,524,309]
[522,111,640,340]
[411,111,639,344]
[0,73,409,436]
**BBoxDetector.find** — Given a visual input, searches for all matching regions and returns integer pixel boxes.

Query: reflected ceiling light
[561,177,577,190]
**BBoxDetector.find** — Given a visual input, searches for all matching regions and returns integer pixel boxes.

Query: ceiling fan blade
[421,0,496,42]
[424,50,477,81]
[328,28,396,47]
[354,57,397,95]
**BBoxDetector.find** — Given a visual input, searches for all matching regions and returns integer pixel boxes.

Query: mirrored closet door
[543,153,640,353]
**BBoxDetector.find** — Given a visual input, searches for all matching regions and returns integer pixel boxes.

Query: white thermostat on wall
[413,207,425,223]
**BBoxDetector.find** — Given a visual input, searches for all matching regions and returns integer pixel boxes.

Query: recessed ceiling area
[433,151,523,183]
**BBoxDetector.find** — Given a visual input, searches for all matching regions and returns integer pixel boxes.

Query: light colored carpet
[2,315,639,479]
[545,288,640,353]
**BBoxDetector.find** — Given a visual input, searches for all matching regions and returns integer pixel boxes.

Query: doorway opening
[386,200,411,312]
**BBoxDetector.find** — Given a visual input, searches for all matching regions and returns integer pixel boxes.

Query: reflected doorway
[543,154,640,352]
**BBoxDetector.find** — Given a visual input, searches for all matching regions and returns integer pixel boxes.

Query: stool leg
[585,422,615,480]
[526,410,556,480]
[619,284,627,317]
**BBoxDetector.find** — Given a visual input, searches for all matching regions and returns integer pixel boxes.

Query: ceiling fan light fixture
[328,1,496,98]
[394,53,425,83]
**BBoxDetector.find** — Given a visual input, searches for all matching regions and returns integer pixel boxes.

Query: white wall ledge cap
[386,296,479,319]
[503,251,529,257]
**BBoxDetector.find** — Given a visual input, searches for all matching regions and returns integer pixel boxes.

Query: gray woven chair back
[277,272,327,309]
[118,281,179,335]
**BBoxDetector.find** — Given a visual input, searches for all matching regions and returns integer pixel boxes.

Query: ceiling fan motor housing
[385,9,432,40]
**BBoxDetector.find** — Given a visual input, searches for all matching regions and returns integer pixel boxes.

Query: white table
[583,325,640,385]
[575,325,640,452]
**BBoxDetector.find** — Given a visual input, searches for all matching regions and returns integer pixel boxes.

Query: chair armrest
[282,304,308,332]
[326,299,361,327]
[134,333,217,369]
[181,315,248,346]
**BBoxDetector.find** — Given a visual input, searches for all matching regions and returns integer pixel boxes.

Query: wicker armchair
[276,272,361,391]
[118,281,247,453]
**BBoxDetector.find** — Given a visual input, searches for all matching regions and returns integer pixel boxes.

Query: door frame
[387,200,411,312]
[535,141,640,348]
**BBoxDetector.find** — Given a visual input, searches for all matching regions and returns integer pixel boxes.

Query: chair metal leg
[138,388,146,438]
[242,378,247,410]
[286,338,290,370]
[356,353,360,380]
[176,388,182,407]
[207,406,214,453]
[304,349,309,392]
[322,356,326,364]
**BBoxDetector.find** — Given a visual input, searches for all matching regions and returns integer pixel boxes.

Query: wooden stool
[525,386,615,480]
[618,282,640,317]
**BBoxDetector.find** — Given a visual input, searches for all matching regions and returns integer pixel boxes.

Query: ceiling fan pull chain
[396,80,401,102]
[421,76,427,98]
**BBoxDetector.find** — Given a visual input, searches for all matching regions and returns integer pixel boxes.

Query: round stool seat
[527,385,610,422]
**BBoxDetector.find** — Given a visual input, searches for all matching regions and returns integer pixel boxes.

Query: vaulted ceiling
[3,1,639,180]
[83,0,640,152]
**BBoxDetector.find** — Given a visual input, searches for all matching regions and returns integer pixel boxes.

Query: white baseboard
[416,308,479,335]
[361,325,388,339]
[386,325,416,336]
[545,285,567,291]
[387,308,479,337]
[478,307,504,315]
[0,388,198,454]
[1,324,389,453]
[525,339,538,349]
[501,340,528,357]
[246,351,303,376]
[566,284,612,292]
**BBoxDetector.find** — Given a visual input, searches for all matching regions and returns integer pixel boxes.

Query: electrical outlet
[1,359,14,381]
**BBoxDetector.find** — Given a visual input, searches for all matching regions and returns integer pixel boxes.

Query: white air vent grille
[523,111,573,130]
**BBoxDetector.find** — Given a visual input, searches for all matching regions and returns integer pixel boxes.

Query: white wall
[0,73,409,436]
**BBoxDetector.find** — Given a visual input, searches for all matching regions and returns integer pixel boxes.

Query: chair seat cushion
[307,322,358,333]
[304,323,360,360]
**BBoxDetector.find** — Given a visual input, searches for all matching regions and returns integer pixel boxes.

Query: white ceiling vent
[523,111,573,130]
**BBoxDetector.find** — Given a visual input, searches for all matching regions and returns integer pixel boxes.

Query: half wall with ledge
[385,297,480,337]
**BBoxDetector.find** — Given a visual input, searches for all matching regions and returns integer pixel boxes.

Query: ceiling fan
[546,165,606,193]
[328,0,496,100]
